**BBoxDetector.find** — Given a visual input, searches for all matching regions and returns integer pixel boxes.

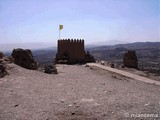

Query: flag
[59,25,63,30]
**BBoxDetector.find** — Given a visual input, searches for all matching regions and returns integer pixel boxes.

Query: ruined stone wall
[123,50,138,69]
[56,39,85,63]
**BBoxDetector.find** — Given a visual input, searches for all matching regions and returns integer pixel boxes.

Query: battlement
[58,39,84,43]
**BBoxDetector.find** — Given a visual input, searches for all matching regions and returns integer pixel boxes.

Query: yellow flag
[59,25,63,30]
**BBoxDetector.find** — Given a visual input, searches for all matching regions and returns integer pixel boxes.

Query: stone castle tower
[55,39,95,64]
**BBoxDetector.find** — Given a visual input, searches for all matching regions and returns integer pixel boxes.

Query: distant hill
[114,42,160,49]
[87,42,160,75]
[87,42,160,50]
[87,42,160,59]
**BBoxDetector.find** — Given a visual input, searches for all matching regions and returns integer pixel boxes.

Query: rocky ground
[0,63,160,120]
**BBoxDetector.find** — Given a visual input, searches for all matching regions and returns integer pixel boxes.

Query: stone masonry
[123,50,138,69]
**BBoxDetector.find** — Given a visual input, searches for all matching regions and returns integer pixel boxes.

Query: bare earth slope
[0,64,160,120]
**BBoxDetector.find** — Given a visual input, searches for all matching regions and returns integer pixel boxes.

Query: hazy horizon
[0,41,160,52]
[0,0,159,46]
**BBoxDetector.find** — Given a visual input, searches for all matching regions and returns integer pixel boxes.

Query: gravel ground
[0,63,160,120]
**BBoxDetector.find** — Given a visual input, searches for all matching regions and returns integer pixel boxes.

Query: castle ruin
[55,39,95,64]
[123,50,138,69]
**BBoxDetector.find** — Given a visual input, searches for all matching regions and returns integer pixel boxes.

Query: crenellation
[76,39,78,42]
[71,39,73,42]
[58,39,85,43]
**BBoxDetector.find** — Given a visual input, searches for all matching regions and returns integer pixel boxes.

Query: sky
[0,0,159,48]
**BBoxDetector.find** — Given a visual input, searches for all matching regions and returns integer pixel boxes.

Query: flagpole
[59,25,60,40]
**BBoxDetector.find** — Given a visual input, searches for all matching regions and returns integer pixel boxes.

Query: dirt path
[87,63,160,86]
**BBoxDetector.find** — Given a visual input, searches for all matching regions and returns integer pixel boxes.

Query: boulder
[5,56,14,63]
[107,61,114,68]
[44,65,58,74]
[110,63,114,68]
[0,63,7,78]
[12,48,38,70]
[0,52,4,59]
[0,56,14,64]
[123,50,138,69]
[85,51,95,63]
[0,59,3,63]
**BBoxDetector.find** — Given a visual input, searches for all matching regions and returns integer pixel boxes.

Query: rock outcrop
[0,52,4,59]
[0,52,7,78]
[44,65,58,74]
[123,50,138,69]
[85,51,95,63]
[107,61,114,68]
[0,63,7,78]
[12,49,38,70]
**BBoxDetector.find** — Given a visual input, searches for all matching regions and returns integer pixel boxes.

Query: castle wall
[56,39,85,63]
